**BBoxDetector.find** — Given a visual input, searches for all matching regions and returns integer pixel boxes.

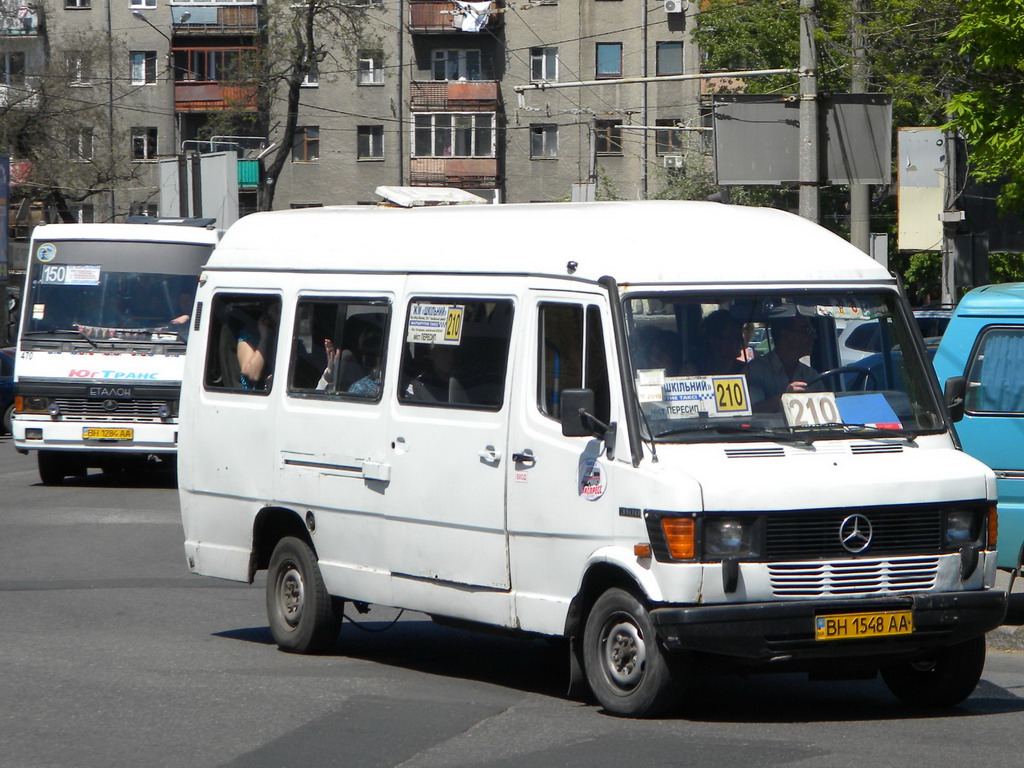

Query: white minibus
[14,219,220,483]
[179,201,1006,717]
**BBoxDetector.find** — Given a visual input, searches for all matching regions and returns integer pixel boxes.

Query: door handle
[479,446,502,463]
[512,450,536,465]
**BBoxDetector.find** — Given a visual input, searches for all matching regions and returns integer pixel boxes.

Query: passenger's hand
[786,381,808,393]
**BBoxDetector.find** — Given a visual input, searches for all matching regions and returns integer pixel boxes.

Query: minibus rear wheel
[266,536,342,654]
[582,587,683,717]
[880,634,986,707]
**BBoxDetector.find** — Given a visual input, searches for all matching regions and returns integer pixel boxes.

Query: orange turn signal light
[661,517,695,560]
[634,543,652,558]
[988,504,998,550]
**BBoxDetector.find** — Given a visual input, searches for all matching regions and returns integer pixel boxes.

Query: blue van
[933,283,1024,573]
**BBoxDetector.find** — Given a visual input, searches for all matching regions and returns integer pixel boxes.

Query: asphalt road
[3,438,1024,768]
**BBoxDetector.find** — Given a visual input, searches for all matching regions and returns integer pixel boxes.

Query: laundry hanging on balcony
[451,1,493,32]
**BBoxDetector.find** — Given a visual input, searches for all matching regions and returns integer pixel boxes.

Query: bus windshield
[21,239,211,349]
[623,290,945,443]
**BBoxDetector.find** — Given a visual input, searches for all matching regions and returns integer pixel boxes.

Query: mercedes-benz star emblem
[839,514,873,554]
[102,399,118,412]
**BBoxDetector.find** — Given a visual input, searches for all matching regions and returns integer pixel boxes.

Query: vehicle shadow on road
[46,467,177,490]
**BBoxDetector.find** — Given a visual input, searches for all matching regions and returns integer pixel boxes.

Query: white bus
[13,219,220,484]
[179,202,1006,717]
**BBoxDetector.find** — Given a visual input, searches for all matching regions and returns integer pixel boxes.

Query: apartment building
[3,0,703,220]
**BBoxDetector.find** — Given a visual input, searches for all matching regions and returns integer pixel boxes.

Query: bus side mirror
[944,376,966,423]
[561,389,605,438]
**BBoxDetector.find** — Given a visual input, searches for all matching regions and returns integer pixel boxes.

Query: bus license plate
[82,427,134,441]
[815,611,913,641]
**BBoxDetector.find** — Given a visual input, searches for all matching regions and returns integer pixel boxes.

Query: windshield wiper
[654,422,814,444]
[797,423,920,441]
[21,328,98,348]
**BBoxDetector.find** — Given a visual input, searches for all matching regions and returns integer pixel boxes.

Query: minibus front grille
[764,508,944,560]
[53,397,166,421]
[768,556,939,597]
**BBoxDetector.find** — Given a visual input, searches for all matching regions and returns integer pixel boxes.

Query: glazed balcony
[410,81,500,111]
[0,2,38,35]
[408,0,502,34]
[171,5,259,35]
[409,157,499,188]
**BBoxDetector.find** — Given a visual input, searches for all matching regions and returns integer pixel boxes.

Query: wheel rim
[277,563,305,630]
[600,613,647,691]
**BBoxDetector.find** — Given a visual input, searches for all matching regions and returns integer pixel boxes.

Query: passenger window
[204,294,282,394]
[538,302,610,423]
[288,298,390,401]
[398,298,513,409]
[965,327,1024,413]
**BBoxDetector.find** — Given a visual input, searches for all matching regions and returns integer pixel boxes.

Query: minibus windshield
[623,291,945,443]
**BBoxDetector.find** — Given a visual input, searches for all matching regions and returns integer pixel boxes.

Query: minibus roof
[209,201,893,286]
[953,282,1024,316]
[30,222,221,247]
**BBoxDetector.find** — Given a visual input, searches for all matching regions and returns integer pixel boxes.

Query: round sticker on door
[577,459,606,501]
[36,243,57,262]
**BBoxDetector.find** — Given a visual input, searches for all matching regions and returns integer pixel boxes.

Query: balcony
[410,157,499,188]
[175,83,258,111]
[237,158,259,189]
[0,3,38,35]
[410,81,500,111]
[408,0,501,34]
[172,5,259,35]
[0,79,39,109]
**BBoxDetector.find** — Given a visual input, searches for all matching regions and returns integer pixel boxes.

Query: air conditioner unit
[663,155,684,170]
[664,0,683,13]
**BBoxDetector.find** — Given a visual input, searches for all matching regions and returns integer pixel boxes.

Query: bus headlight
[17,396,52,414]
[705,518,755,558]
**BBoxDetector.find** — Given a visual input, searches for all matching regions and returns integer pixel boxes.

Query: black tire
[881,635,986,707]
[38,451,69,485]
[2,403,12,436]
[266,536,342,654]
[582,587,683,717]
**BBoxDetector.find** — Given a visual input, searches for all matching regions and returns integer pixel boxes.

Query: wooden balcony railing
[410,81,500,111]
[410,157,499,188]
[175,83,258,112]
[408,0,501,33]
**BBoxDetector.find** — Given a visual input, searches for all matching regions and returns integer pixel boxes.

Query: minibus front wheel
[266,536,342,654]
[582,587,686,717]
[880,634,986,707]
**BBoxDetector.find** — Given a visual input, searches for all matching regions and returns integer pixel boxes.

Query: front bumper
[650,590,1007,664]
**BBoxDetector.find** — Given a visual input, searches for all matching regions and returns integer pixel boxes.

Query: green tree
[946,0,1024,213]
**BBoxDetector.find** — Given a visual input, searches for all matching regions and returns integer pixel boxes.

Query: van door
[385,288,516,591]
[506,293,619,633]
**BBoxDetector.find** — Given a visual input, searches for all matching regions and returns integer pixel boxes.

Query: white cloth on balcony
[452,1,492,32]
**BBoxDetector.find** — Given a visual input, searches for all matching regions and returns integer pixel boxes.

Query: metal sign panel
[713,94,892,185]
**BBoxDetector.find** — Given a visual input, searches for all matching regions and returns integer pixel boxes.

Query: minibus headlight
[945,509,978,547]
[17,396,52,414]
[704,518,755,558]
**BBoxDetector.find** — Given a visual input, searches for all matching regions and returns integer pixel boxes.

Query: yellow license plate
[815,610,913,641]
[82,427,134,441]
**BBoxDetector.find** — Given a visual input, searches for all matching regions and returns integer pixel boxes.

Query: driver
[747,314,822,411]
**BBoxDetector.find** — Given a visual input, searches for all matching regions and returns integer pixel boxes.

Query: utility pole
[940,126,962,305]
[849,0,870,252]
[798,0,820,222]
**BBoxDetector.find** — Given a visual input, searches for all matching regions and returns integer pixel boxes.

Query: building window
[292,126,320,162]
[357,51,383,85]
[595,43,622,79]
[130,51,158,85]
[595,120,622,156]
[656,41,684,77]
[357,125,384,160]
[64,0,91,8]
[131,126,158,160]
[66,53,91,86]
[130,0,157,7]
[655,118,683,155]
[530,124,558,159]
[414,113,494,158]
[302,60,319,87]
[2,53,26,86]
[69,204,96,223]
[530,47,558,83]
[432,49,484,82]
[69,128,94,161]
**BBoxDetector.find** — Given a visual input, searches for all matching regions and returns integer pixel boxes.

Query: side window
[288,298,390,401]
[204,294,281,394]
[965,327,1024,414]
[537,302,610,423]
[398,298,513,409]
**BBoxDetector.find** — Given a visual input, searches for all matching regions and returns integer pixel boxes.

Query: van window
[538,302,610,423]
[398,298,513,408]
[965,327,1024,413]
[204,293,282,394]
[288,298,389,400]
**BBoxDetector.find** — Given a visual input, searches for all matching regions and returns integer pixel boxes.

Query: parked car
[0,347,14,435]
[933,285,1024,573]
[838,307,953,366]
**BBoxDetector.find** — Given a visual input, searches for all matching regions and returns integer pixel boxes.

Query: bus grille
[765,508,944,560]
[769,556,939,597]
[54,398,166,422]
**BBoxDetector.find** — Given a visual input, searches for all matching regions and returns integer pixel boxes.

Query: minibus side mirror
[944,376,966,423]
[561,389,607,438]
